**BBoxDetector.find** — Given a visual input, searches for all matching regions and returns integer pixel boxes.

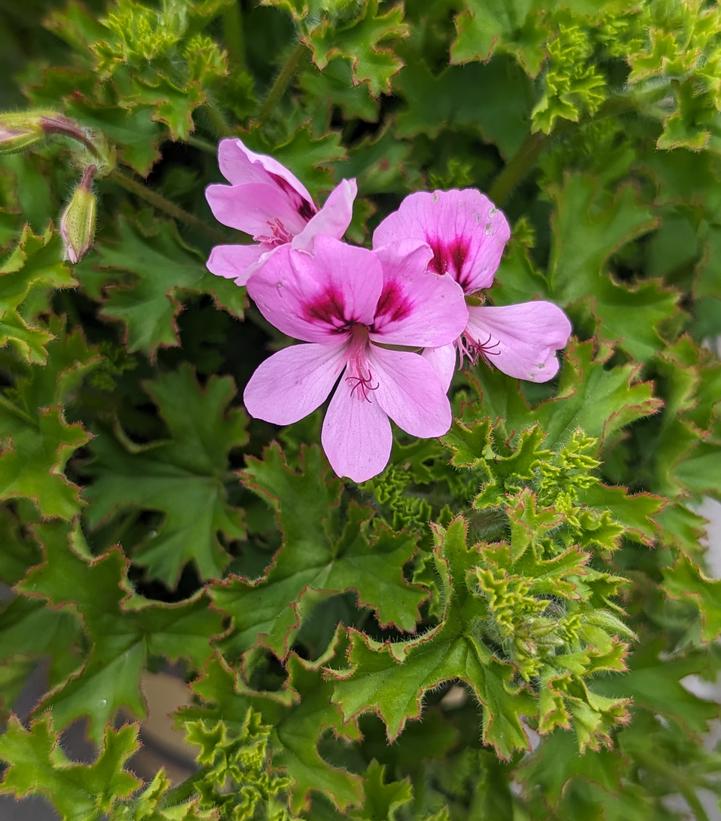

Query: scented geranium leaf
[450,0,547,76]
[0,508,41,585]
[300,59,380,122]
[547,174,679,361]
[0,225,75,364]
[19,521,223,741]
[534,340,662,448]
[329,518,533,760]
[0,715,140,819]
[0,322,99,519]
[351,760,413,821]
[182,635,363,813]
[213,443,424,658]
[664,555,721,642]
[85,364,247,585]
[577,483,662,546]
[307,0,409,95]
[0,594,81,714]
[394,58,533,159]
[595,644,719,735]
[81,218,244,355]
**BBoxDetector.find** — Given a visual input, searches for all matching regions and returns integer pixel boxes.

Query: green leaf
[547,174,678,361]
[182,636,363,813]
[85,364,247,584]
[80,218,245,355]
[394,58,533,159]
[329,518,534,760]
[664,555,721,642]
[213,443,424,658]
[18,521,224,741]
[0,715,140,820]
[0,225,76,364]
[450,0,547,76]
[307,0,409,95]
[351,760,413,820]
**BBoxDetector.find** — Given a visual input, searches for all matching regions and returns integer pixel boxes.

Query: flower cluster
[206,139,571,481]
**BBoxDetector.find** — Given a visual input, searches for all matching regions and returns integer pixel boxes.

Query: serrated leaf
[0,225,76,364]
[85,364,247,584]
[307,0,408,95]
[182,637,363,813]
[0,715,140,820]
[664,555,721,642]
[394,58,533,159]
[18,522,224,741]
[213,443,424,658]
[329,518,534,760]
[80,218,245,355]
[351,760,413,820]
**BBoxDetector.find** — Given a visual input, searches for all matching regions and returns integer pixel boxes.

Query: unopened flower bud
[0,113,44,154]
[60,165,97,264]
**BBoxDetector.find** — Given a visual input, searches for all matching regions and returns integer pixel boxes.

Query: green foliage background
[0,0,720,818]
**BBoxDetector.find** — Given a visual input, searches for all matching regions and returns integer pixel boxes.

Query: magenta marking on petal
[426,235,472,289]
[303,286,354,334]
[270,173,316,219]
[372,280,412,331]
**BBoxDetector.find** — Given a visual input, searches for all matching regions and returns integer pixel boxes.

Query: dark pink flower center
[427,235,472,292]
[371,279,412,332]
[303,286,355,334]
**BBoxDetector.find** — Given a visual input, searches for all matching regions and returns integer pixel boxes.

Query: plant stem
[488,132,546,206]
[186,135,217,154]
[223,1,246,69]
[0,393,34,426]
[203,100,234,138]
[257,41,307,124]
[107,169,227,243]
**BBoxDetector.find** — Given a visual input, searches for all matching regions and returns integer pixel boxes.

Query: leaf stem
[222,1,246,69]
[0,393,34,426]
[107,169,227,243]
[488,132,546,207]
[257,42,307,124]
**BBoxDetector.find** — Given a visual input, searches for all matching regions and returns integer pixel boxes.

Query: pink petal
[466,301,572,383]
[205,182,306,238]
[243,342,347,425]
[369,346,451,438]
[206,243,268,286]
[321,376,392,483]
[217,138,314,206]
[293,178,358,251]
[372,189,510,295]
[423,344,457,393]
[371,242,468,347]
[247,238,383,343]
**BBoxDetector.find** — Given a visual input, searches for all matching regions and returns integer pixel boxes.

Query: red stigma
[346,367,379,402]
[458,331,501,367]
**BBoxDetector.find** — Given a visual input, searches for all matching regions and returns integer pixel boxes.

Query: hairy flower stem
[222,1,246,69]
[107,169,227,243]
[257,42,307,124]
[488,132,546,207]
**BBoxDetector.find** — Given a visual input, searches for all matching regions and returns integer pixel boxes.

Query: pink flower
[373,189,572,389]
[205,138,357,286]
[243,236,468,482]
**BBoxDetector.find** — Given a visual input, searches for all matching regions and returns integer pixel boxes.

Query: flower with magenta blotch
[205,138,357,286]
[373,189,572,389]
[243,236,469,482]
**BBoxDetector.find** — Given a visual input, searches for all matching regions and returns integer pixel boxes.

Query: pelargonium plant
[0,1,720,819]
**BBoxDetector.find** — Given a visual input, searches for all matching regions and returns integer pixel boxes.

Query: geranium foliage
[0,0,720,818]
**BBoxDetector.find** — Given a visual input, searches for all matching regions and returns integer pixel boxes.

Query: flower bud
[0,113,44,154]
[60,165,97,264]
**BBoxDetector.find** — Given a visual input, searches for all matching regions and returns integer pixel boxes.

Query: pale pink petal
[248,238,383,343]
[217,138,314,205]
[466,301,572,383]
[205,182,306,237]
[370,242,468,347]
[321,376,392,483]
[372,189,510,295]
[423,344,457,393]
[243,342,347,425]
[369,346,451,438]
[293,179,358,251]
[206,243,268,286]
